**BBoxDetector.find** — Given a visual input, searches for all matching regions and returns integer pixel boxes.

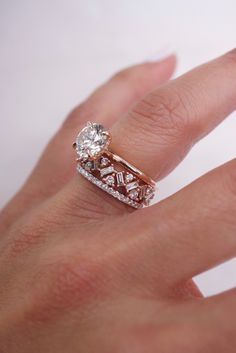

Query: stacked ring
[73,122,156,209]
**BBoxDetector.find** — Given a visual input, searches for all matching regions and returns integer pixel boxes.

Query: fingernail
[146,46,175,63]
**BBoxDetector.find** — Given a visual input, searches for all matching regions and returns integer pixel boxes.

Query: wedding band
[73,122,156,209]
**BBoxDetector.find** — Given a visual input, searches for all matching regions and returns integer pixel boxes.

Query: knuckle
[29,254,108,321]
[7,221,47,258]
[129,88,198,145]
[7,211,61,257]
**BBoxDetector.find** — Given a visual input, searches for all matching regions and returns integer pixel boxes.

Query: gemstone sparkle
[75,122,109,160]
[100,166,114,177]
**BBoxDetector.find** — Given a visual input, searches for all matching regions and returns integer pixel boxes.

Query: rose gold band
[106,150,156,187]
[74,122,156,209]
[77,150,156,208]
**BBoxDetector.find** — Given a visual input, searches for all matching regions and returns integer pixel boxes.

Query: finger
[27,55,176,192]
[199,288,236,330]
[1,56,175,229]
[110,48,236,180]
[134,158,236,288]
[53,49,236,220]
[186,288,236,351]
[147,289,236,352]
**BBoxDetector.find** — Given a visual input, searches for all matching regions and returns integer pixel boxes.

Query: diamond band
[77,165,141,209]
[74,122,156,209]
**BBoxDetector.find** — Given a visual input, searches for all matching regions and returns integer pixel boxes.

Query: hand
[1,50,236,353]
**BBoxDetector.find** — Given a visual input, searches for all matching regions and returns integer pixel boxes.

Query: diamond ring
[73,122,156,209]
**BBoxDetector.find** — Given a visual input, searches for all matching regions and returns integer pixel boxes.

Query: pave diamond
[75,122,109,160]
[76,165,142,209]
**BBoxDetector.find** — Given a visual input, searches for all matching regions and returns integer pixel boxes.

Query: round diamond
[100,157,110,167]
[146,186,154,195]
[76,122,109,160]
[125,173,135,183]
[128,189,139,200]
[103,175,115,186]
[84,161,93,171]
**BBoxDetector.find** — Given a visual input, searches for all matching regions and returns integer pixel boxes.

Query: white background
[0,0,236,296]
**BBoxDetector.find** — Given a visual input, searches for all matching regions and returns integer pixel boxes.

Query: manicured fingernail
[146,46,175,63]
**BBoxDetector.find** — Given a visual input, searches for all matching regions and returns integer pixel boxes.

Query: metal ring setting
[73,122,156,209]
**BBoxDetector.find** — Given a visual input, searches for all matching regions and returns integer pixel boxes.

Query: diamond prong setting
[75,122,110,161]
[74,122,156,208]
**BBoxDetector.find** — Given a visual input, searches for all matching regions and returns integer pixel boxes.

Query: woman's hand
[0,50,236,353]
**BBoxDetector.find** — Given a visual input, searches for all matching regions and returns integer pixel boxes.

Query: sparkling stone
[128,189,139,200]
[77,166,140,209]
[100,157,110,167]
[75,122,109,160]
[100,166,114,177]
[126,181,139,192]
[125,173,135,183]
[146,186,154,195]
[144,186,155,205]
[104,175,115,186]
[146,191,155,201]
[139,185,147,200]
[84,161,97,171]
[116,172,125,186]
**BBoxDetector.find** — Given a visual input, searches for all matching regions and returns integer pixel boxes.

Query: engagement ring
[73,122,156,208]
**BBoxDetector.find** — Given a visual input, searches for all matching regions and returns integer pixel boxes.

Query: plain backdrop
[0,0,236,296]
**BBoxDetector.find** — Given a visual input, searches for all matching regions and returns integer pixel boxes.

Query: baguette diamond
[77,165,141,208]
[100,166,114,177]
[126,181,139,192]
[116,172,125,186]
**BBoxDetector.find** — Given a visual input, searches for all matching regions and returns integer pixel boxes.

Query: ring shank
[74,121,157,208]
[106,150,156,187]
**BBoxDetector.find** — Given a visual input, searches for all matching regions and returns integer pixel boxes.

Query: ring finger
[1,55,175,229]
[55,49,236,216]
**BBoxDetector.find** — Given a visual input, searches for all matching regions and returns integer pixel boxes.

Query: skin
[0,49,236,353]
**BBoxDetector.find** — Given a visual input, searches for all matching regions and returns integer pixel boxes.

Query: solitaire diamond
[75,122,109,160]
